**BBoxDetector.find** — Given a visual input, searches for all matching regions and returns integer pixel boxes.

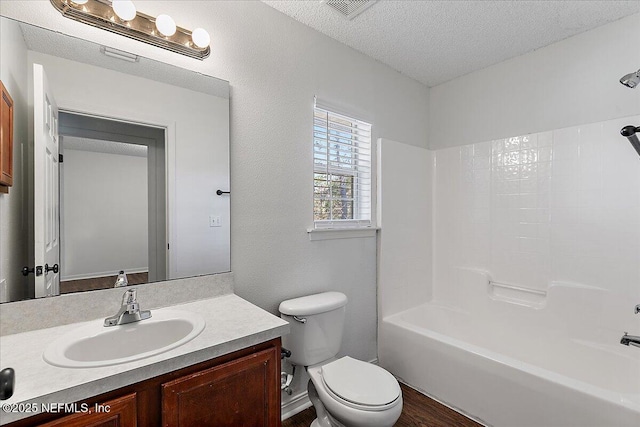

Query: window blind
[313,104,372,228]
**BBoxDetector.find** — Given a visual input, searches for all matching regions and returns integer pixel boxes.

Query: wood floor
[60,272,149,294]
[282,383,482,427]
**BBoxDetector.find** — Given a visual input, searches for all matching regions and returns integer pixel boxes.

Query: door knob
[21,266,43,276]
[44,263,59,274]
[0,368,15,400]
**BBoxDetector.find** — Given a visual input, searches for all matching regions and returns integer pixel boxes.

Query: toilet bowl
[279,292,403,427]
[307,356,402,427]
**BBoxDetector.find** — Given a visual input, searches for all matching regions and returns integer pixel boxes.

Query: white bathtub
[378,271,640,426]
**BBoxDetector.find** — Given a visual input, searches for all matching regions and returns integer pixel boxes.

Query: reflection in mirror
[58,113,167,292]
[60,138,151,294]
[0,16,230,303]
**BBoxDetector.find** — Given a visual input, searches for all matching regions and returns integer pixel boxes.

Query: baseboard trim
[281,390,312,420]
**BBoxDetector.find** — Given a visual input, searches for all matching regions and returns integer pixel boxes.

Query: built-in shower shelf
[488,280,547,308]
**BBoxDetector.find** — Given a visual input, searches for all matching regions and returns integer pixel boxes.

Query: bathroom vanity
[0,10,286,426]
[6,339,280,426]
[0,283,289,427]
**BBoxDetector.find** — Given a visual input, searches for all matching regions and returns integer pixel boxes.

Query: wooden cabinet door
[38,393,137,427]
[162,346,280,427]
[0,80,14,191]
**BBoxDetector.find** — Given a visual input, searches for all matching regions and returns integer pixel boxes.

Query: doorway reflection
[58,113,166,294]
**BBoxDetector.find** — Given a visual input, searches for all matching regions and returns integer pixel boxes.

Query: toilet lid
[321,357,400,407]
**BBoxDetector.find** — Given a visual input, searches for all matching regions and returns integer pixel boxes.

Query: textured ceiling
[263,1,640,87]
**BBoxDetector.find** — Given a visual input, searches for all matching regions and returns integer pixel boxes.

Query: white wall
[433,116,640,316]
[0,17,28,302]
[215,2,428,372]
[429,13,640,150]
[27,50,230,279]
[61,148,148,280]
[377,139,433,318]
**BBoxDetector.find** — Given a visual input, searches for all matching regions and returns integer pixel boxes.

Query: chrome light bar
[50,0,210,60]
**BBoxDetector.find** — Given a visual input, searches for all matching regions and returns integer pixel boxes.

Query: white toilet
[279,292,402,427]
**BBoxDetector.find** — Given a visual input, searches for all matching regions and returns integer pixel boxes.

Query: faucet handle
[123,289,137,305]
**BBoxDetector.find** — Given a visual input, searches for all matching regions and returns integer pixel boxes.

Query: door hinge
[59,154,63,163]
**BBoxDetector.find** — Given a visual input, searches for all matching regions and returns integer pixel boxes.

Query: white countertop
[0,294,289,425]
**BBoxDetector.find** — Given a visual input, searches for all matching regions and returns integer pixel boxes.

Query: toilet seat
[320,357,401,412]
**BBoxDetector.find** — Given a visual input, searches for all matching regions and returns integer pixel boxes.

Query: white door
[33,63,60,298]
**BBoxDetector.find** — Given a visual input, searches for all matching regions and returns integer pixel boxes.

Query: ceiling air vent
[323,0,377,20]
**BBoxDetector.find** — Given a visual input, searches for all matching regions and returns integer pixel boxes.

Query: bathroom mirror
[0,17,230,303]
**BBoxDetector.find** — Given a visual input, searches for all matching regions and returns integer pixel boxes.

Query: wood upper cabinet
[0,81,14,192]
[162,346,280,427]
[38,394,137,427]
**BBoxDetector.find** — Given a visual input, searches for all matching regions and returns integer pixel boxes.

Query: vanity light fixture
[49,0,211,60]
[191,28,211,49]
[155,14,176,37]
[111,0,136,21]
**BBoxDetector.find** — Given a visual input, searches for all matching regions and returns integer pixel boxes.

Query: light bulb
[112,0,136,21]
[155,14,176,37]
[191,28,210,48]
[71,0,88,4]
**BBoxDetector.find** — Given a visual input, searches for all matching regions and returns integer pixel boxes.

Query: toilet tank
[279,292,348,367]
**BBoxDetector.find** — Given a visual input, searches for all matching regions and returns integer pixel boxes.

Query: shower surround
[377,116,640,426]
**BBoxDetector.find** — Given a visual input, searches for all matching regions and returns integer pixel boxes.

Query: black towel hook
[216,189,230,195]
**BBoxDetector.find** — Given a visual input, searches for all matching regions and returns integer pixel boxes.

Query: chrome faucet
[104,289,151,327]
[619,304,640,348]
[620,333,640,348]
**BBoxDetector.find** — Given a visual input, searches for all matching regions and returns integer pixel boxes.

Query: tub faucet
[620,333,640,348]
[635,304,640,314]
[104,289,151,327]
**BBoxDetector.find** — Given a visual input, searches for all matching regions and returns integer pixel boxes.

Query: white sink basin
[43,309,206,368]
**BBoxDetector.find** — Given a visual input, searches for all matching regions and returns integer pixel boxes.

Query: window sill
[307,227,378,241]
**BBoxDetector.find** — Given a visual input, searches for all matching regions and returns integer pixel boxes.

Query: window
[313,103,372,229]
